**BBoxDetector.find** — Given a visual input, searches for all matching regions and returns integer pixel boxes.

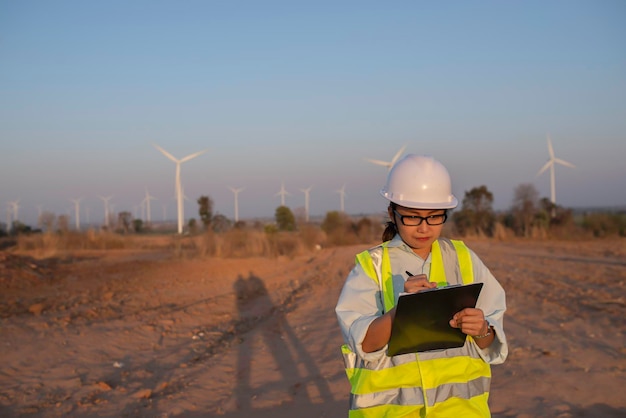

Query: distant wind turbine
[336,184,347,212]
[144,189,156,224]
[153,144,207,234]
[536,135,576,217]
[8,199,20,224]
[5,204,12,233]
[98,195,113,228]
[36,205,43,228]
[299,186,313,222]
[364,144,407,171]
[229,187,245,223]
[70,198,82,230]
[276,181,290,207]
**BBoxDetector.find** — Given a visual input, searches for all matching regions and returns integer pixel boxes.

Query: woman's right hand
[404,274,437,293]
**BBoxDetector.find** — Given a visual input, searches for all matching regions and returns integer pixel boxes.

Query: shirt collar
[387,233,432,262]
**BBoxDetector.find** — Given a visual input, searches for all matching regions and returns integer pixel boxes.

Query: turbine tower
[5,204,12,233]
[36,205,43,228]
[144,189,156,224]
[70,198,82,231]
[299,186,313,222]
[153,144,207,234]
[364,144,407,171]
[229,187,245,223]
[8,199,20,224]
[536,135,576,217]
[336,184,347,212]
[275,181,290,207]
[98,195,113,228]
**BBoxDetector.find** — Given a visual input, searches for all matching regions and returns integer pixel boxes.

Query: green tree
[10,221,32,235]
[188,218,198,234]
[453,185,495,236]
[321,210,359,245]
[117,211,132,234]
[133,219,144,233]
[275,206,296,231]
[511,183,539,237]
[321,211,345,235]
[212,213,232,233]
[197,195,214,229]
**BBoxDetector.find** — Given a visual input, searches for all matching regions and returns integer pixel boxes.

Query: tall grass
[15,229,174,257]
[16,212,617,260]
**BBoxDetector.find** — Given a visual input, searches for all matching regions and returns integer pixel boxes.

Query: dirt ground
[1,238,625,418]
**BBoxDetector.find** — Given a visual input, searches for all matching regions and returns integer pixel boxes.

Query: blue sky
[1,0,625,227]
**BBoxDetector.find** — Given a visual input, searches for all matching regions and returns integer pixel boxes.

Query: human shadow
[232,272,334,413]
[45,270,342,418]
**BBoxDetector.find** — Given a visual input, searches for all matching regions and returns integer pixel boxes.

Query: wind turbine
[364,144,407,171]
[70,198,82,231]
[143,189,156,224]
[8,199,20,224]
[536,135,576,217]
[275,181,290,207]
[5,204,12,233]
[229,187,245,223]
[336,184,347,212]
[36,205,43,228]
[299,186,313,222]
[98,195,113,228]
[153,144,207,234]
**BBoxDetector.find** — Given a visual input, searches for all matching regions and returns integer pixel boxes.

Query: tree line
[2,183,624,239]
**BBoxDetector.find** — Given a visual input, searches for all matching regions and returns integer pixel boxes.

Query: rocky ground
[1,238,625,417]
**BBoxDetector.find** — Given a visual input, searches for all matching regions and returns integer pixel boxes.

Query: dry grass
[13,220,621,261]
[15,229,174,258]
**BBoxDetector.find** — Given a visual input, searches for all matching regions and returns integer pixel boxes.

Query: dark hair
[382,203,397,242]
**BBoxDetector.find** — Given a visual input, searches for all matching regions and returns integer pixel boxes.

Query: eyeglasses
[393,209,447,226]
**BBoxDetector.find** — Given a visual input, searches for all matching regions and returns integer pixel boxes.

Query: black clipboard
[387,282,483,356]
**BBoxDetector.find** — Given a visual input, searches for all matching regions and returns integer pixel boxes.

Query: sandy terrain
[1,238,625,417]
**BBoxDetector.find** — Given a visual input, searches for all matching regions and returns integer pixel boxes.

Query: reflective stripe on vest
[342,238,491,417]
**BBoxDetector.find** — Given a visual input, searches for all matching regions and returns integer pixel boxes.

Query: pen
[406,271,413,277]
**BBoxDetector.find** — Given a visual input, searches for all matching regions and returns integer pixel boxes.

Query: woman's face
[388,205,447,258]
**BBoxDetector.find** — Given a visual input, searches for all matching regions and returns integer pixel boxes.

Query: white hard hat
[380,154,458,209]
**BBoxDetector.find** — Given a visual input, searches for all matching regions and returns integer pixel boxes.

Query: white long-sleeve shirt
[336,235,508,364]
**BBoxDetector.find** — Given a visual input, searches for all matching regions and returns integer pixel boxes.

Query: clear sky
[1,0,625,227]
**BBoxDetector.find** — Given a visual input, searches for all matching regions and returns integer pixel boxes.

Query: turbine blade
[153,144,179,162]
[547,135,554,159]
[365,158,391,167]
[554,158,575,168]
[391,144,407,165]
[180,149,208,163]
[536,161,552,176]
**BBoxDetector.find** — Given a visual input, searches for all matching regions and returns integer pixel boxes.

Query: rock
[133,388,152,399]
[28,303,45,315]
[96,381,112,391]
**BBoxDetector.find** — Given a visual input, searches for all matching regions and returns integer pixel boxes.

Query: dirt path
[1,239,625,417]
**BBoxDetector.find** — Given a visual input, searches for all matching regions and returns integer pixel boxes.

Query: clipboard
[387,282,483,356]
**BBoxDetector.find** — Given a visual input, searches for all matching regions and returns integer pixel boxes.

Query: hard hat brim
[380,189,458,209]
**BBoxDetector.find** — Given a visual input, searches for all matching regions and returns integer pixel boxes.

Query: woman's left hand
[449,308,487,336]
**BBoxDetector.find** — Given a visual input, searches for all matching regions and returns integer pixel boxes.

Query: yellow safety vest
[341,239,492,417]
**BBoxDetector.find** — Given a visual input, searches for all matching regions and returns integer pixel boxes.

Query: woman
[336,154,508,417]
